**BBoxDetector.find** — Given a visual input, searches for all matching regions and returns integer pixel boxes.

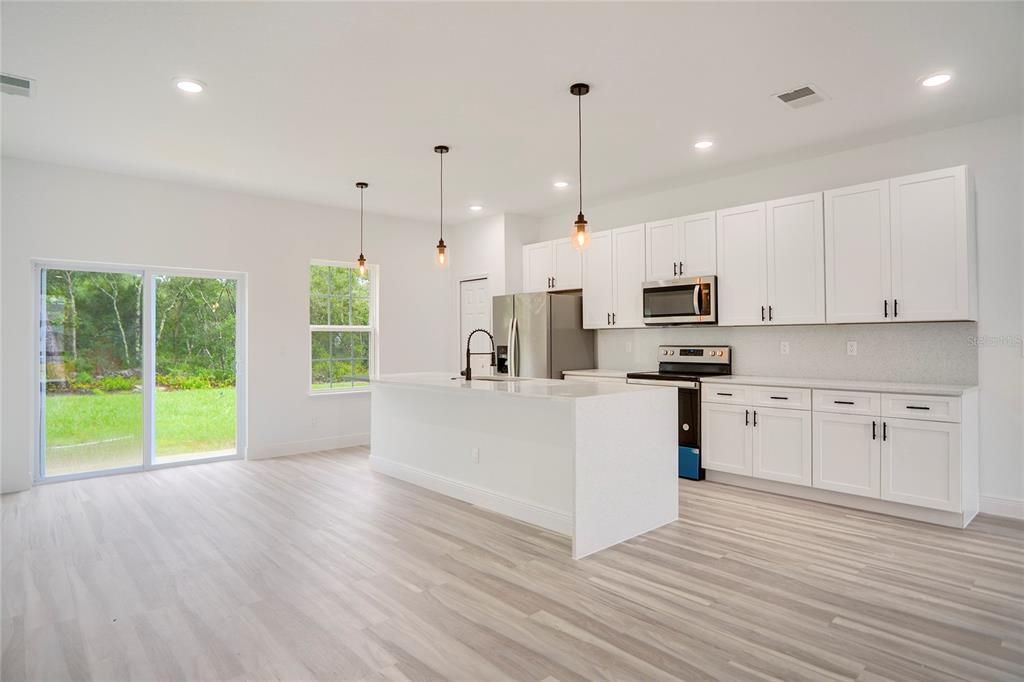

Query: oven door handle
[626,378,699,389]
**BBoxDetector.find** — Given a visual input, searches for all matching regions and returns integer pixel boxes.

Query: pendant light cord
[439,151,444,241]
[359,185,364,253]
[577,92,583,214]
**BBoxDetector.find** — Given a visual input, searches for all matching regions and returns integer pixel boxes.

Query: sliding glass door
[42,269,145,477]
[38,264,245,482]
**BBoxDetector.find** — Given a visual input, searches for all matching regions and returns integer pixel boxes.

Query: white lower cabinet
[701,402,752,476]
[752,407,812,486]
[881,418,962,512]
[812,412,880,498]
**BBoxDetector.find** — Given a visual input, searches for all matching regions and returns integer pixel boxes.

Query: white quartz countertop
[701,375,977,396]
[373,372,670,400]
[562,369,630,379]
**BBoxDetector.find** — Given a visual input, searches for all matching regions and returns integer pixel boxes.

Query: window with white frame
[309,261,376,392]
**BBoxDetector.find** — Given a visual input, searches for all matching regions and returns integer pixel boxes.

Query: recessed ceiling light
[175,79,205,94]
[469,205,483,212]
[553,181,570,189]
[921,73,952,88]
[694,140,714,150]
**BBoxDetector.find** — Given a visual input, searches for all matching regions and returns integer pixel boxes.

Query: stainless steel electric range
[626,345,732,480]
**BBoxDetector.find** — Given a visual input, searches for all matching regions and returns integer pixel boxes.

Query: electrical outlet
[847,341,858,356]
[780,341,790,355]
[625,342,632,354]
[471,447,480,464]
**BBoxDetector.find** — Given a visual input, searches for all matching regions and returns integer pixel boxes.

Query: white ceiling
[3,2,1021,222]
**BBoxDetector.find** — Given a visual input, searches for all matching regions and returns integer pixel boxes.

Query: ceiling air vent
[1,73,33,97]
[775,84,826,109]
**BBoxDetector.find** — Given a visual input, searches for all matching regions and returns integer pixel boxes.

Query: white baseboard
[369,456,573,535]
[980,495,1024,520]
[248,433,369,460]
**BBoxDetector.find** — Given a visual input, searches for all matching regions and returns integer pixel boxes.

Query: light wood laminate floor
[3,447,1022,681]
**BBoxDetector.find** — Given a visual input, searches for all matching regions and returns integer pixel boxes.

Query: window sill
[308,388,372,397]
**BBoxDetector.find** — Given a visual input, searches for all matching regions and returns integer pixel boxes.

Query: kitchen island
[370,372,678,558]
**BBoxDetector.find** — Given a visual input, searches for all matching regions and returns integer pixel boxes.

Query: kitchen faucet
[461,329,496,381]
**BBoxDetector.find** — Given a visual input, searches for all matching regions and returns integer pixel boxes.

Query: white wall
[537,114,1024,508]
[1,158,450,493]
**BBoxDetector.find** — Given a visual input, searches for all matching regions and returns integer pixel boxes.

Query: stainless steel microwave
[642,276,718,325]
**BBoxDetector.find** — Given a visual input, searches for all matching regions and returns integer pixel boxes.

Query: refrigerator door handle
[510,317,519,377]
[506,316,515,377]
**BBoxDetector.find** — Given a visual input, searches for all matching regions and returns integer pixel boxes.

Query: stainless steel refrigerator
[493,292,596,379]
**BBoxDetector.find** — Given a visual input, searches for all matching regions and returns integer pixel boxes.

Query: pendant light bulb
[569,83,591,251]
[355,181,369,277]
[434,145,450,269]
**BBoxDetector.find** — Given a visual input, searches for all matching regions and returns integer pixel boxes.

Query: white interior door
[824,181,891,323]
[459,278,492,374]
[889,166,970,322]
[716,203,767,326]
[679,212,717,276]
[752,407,812,486]
[551,238,582,290]
[582,231,613,329]
[645,219,678,281]
[611,224,646,327]
[812,412,880,498]
[766,193,825,325]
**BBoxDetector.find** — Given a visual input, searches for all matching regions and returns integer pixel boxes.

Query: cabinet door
[752,407,812,486]
[881,418,962,511]
[581,231,613,329]
[889,166,970,322]
[645,219,679,281]
[551,238,582,290]
[824,181,891,323]
[716,203,767,326]
[611,224,646,327]
[522,242,553,293]
[766,193,825,325]
[812,412,880,498]
[701,403,752,476]
[679,212,717,276]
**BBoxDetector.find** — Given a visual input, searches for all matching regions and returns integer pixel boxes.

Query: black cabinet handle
[882,422,888,441]
[679,261,684,274]
[761,306,766,322]
[769,396,788,400]
[906,405,931,411]
[673,262,678,277]
[894,299,898,318]
[884,299,888,318]
[612,312,616,325]
[606,312,611,325]
[745,409,749,426]
[834,400,855,405]
[717,392,733,396]
[768,305,773,321]
[753,410,758,427]
[872,421,877,440]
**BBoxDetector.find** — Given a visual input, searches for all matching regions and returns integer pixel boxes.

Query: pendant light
[355,181,368,276]
[434,145,450,267]
[570,82,591,250]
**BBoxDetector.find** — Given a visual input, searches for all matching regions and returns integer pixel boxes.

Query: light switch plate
[846,341,857,356]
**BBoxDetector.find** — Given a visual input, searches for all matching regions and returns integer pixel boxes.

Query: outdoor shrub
[97,375,137,392]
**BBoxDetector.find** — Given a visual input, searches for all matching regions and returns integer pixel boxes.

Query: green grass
[45,388,236,476]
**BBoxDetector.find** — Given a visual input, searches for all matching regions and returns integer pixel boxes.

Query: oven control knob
[661,349,669,356]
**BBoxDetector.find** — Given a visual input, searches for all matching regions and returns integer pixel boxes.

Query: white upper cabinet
[889,166,973,322]
[766,193,825,325]
[582,225,646,329]
[582,231,613,328]
[644,219,678,281]
[551,238,583,290]
[825,166,974,324]
[716,203,767,326]
[522,238,582,292]
[522,241,554,293]
[611,224,646,327]
[644,212,716,281]
[824,181,891,323]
